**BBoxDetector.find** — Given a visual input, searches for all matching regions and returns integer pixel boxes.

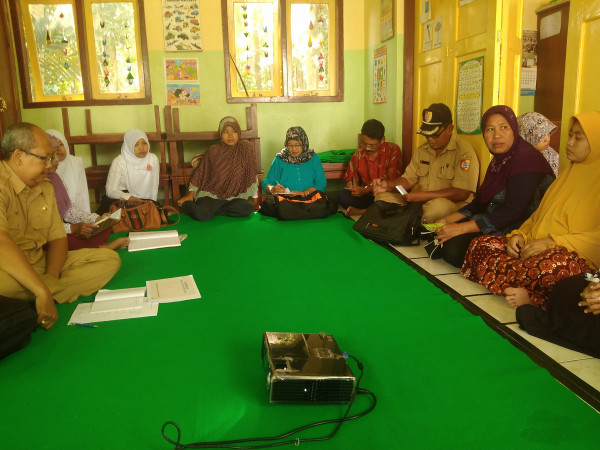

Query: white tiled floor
[387,238,600,407]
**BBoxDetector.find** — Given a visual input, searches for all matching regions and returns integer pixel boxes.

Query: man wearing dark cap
[373,103,479,223]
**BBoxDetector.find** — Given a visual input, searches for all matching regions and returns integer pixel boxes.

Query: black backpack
[353,200,422,245]
[0,297,38,360]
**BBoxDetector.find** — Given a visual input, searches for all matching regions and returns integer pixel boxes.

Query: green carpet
[1,213,599,449]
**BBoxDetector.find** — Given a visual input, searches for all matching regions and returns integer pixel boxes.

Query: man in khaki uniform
[0,123,121,330]
[373,103,479,223]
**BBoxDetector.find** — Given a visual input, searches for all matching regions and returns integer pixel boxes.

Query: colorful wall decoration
[162,0,202,51]
[165,58,200,105]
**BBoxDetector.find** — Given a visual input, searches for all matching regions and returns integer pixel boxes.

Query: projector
[261,332,355,404]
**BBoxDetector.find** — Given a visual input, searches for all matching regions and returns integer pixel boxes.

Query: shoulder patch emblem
[460,159,470,171]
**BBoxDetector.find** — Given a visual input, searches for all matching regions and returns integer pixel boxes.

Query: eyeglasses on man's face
[18,149,56,165]
[360,139,381,151]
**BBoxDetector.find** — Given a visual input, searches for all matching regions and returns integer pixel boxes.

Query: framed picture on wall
[381,0,394,41]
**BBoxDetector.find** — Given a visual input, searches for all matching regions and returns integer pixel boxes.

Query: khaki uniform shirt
[0,161,66,268]
[403,134,479,197]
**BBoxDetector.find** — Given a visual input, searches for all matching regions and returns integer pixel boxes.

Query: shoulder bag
[353,200,422,245]
[109,199,180,233]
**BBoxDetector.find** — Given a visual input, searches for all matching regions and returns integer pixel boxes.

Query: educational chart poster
[165,58,200,105]
[432,17,442,49]
[422,20,433,52]
[373,46,387,104]
[380,0,394,41]
[162,0,202,51]
[456,56,484,135]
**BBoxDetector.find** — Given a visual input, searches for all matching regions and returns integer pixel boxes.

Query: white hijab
[45,129,91,212]
[121,129,154,199]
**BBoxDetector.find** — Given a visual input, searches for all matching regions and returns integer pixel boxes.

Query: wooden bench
[164,104,263,208]
[61,106,169,206]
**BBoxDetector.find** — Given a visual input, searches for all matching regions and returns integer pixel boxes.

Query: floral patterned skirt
[461,235,590,306]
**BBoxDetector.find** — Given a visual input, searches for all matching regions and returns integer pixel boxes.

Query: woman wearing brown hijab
[177,117,257,221]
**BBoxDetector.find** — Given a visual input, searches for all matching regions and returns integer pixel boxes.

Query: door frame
[0,0,22,142]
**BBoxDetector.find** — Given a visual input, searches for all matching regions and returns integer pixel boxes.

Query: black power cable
[161,354,376,449]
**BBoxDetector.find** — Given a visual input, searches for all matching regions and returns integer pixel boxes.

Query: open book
[90,287,146,313]
[146,275,201,303]
[128,229,181,252]
[85,208,121,239]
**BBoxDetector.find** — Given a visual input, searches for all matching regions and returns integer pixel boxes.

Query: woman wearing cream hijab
[462,111,600,308]
[45,129,91,212]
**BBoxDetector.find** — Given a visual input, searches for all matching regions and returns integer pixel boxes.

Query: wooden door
[535,1,570,155]
[560,0,600,166]
[412,0,523,179]
[0,0,21,143]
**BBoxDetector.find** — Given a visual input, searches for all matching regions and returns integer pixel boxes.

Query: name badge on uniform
[460,159,471,171]
[420,160,430,165]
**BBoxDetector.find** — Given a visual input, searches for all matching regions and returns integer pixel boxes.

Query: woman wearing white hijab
[45,129,91,212]
[97,129,159,214]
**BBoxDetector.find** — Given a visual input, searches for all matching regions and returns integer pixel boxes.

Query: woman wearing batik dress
[461,111,600,309]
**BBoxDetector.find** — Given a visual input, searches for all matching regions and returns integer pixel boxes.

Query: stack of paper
[147,275,201,303]
[128,230,181,252]
[68,287,158,325]
[68,276,201,326]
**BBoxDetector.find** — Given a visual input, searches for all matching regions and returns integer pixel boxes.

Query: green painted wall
[21,48,367,174]
[363,36,403,147]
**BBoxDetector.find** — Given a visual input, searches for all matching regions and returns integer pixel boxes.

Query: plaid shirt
[343,142,402,185]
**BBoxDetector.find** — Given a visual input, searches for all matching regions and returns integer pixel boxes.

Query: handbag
[261,191,337,221]
[353,200,422,245]
[109,199,180,233]
[0,297,38,360]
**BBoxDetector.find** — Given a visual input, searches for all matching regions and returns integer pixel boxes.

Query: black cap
[417,103,453,136]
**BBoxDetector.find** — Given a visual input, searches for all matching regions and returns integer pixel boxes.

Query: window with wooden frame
[223,0,343,103]
[10,0,151,107]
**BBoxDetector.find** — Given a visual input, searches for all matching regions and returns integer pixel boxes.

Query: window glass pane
[91,2,140,93]
[27,4,83,99]
[290,4,329,91]
[233,2,275,92]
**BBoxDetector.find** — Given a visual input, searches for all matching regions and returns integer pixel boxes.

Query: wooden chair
[61,106,170,205]
[164,104,263,208]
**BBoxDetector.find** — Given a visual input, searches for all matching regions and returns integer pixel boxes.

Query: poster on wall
[162,0,202,51]
[456,56,484,135]
[373,46,387,104]
[521,30,538,95]
[420,0,431,24]
[432,17,442,49]
[422,20,433,52]
[165,58,200,105]
[380,0,393,41]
